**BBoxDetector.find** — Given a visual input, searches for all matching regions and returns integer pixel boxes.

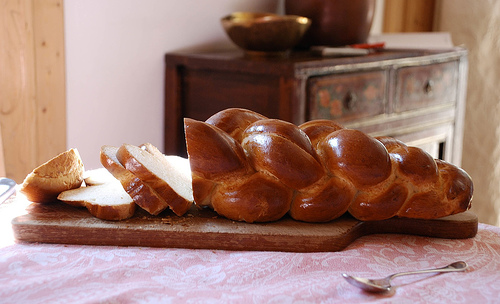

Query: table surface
[1,190,499,304]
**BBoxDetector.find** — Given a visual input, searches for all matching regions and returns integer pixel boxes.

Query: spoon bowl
[342,261,468,293]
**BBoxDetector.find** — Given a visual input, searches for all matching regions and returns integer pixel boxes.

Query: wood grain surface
[0,0,66,183]
[10,196,478,252]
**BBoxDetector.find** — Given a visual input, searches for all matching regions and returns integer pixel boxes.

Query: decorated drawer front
[394,61,459,112]
[308,71,387,122]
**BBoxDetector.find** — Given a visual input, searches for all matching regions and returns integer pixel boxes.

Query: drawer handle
[424,80,434,94]
[343,91,357,110]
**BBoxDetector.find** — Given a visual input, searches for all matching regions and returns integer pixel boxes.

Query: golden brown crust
[20,148,84,203]
[85,203,136,221]
[395,160,473,219]
[349,183,409,221]
[184,118,252,181]
[290,175,354,222]
[139,143,193,215]
[58,183,136,221]
[191,175,217,207]
[436,159,474,208]
[376,136,407,151]
[206,108,267,141]
[116,144,192,216]
[390,145,440,185]
[100,145,170,215]
[185,108,474,223]
[299,119,344,148]
[211,172,293,223]
[242,119,324,189]
[397,191,444,219]
[318,129,392,188]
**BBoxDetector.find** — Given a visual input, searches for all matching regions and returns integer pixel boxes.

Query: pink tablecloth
[1,198,499,303]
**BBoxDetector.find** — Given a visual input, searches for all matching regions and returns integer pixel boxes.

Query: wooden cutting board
[10,196,478,252]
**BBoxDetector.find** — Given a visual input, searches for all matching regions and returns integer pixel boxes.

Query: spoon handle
[390,261,468,280]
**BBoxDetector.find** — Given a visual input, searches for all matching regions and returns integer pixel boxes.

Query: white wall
[64,0,384,170]
[64,0,280,169]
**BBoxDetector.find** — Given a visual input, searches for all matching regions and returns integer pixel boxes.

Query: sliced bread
[84,168,118,186]
[117,143,193,216]
[20,148,85,203]
[58,182,136,221]
[100,145,171,215]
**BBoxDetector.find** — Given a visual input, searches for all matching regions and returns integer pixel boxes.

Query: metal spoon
[342,261,468,293]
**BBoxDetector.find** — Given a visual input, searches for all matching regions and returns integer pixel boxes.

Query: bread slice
[20,148,85,203]
[117,143,193,216]
[100,145,171,215]
[84,168,118,186]
[58,182,136,221]
[141,143,192,192]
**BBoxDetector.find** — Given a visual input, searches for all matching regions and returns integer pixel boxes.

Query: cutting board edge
[11,217,366,252]
[358,210,479,240]
[8,195,479,252]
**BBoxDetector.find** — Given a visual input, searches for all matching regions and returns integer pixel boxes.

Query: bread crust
[290,175,354,222]
[85,202,136,221]
[58,183,136,221]
[185,108,474,223]
[206,107,267,142]
[185,118,251,181]
[319,129,392,188]
[299,119,344,148]
[100,145,170,215]
[212,172,293,223]
[242,119,325,189]
[116,144,193,216]
[20,148,84,203]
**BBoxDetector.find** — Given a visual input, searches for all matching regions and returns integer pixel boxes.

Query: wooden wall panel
[1,0,38,182]
[33,0,67,164]
[384,0,436,32]
[383,0,407,32]
[0,0,66,182]
[0,124,5,177]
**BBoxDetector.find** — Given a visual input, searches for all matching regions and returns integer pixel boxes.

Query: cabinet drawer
[308,71,387,123]
[394,61,459,112]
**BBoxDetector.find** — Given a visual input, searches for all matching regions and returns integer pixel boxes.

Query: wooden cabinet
[164,48,467,165]
[308,70,387,123]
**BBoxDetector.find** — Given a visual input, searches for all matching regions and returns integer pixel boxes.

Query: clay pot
[285,0,376,47]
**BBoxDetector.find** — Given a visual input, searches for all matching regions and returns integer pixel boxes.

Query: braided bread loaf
[184,108,473,223]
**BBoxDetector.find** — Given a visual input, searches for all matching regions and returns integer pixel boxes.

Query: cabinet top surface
[165,48,467,75]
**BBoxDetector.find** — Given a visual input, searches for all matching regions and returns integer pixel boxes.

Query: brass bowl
[221,12,311,56]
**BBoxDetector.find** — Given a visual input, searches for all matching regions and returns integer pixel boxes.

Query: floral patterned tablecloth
[1,198,499,304]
